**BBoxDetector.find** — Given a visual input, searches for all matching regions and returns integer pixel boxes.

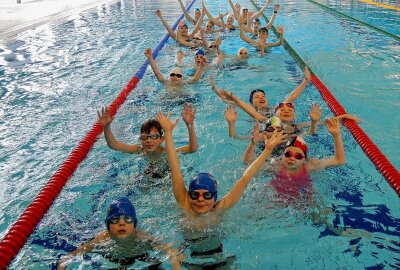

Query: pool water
[0,0,399,269]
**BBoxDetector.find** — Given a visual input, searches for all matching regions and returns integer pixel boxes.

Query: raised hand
[156,112,179,133]
[251,123,264,145]
[310,103,322,122]
[97,107,113,127]
[325,117,340,136]
[144,48,152,59]
[225,106,238,124]
[181,103,196,126]
[155,9,161,16]
[274,4,280,11]
[263,129,287,150]
[276,25,284,34]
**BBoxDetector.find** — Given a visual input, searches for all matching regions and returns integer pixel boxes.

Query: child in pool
[144,48,206,90]
[98,103,198,158]
[57,197,184,269]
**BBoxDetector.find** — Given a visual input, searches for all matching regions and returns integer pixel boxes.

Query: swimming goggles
[170,73,183,78]
[239,51,248,55]
[109,215,135,225]
[277,102,294,110]
[189,191,215,200]
[139,134,161,140]
[265,126,283,132]
[284,150,305,160]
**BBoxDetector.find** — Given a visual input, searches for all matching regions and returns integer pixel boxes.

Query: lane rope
[305,0,400,42]
[0,0,196,268]
[359,0,400,12]
[250,0,400,196]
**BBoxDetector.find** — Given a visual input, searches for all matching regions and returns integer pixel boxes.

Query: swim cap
[170,67,183,76]
[195,49,205,56]
[105,197,138,229]
[195,8,200,11]
[189,173,218,201]
[253,18,261,23]
[227,14,234,19]
[286,136,308,158]
[249,89,265,103]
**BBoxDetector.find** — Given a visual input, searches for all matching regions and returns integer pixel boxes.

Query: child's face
[276,104,295,123]
[282,146,306,170]
[140,127,164,153]
[194,54,204,65]
[258,30,268,39]
[188,189,216,214]
[251,91,267,108]
[180,25,188,35]
[108,215,136,239]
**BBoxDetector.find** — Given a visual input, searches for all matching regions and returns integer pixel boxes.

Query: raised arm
[57,232,109,270]
[225,106,238,138]
[202,1,224,27]
[144,48,167,83]
[176,21,194,47]
[242,123,264,163]
[250,0,272,21]
[309,103,322,135]
[155,10,177,40]
[188,11,205,38]
[283,66,311,102]
[98,107,142,153]
[156,112,189,209]
[265,25,284,48]
[178,0,195,24]
[187,56,206,84]
[176,103,198,154]
[216,131,287,209]
[228,0,240,20]
[308,118,345,171]
[239,18,256,45]
[221,89,266,122]
[265,4,279,29]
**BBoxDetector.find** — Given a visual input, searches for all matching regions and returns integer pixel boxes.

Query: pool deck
[0,0,117,40]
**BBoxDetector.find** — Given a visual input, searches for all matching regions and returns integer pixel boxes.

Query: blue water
[0,0,399,269]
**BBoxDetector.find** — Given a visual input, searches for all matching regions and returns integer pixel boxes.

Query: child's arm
[202,2,224,27]
[176,50,184,67]
[188,11,205,39]
[249,0,272,21]
[98,107,142,153]
[200,28,209,48]
[176,103,198,154]
[308,118,345,171]
[178,0,195,24]
[242,124,264,163]
[144,48,167,83]
[308,103,322,135]
[216,131,287,209]
[239,18,257,45]
[265,25,284,48]
[57,232,109,270]
[225,106,238,138]
[283,66,311,103]
[265,4,279,29]
[221,89,266,122]
[155,10,177,40]
[227,0,239,20]
[187,56,206,84]
[156,112,190,210]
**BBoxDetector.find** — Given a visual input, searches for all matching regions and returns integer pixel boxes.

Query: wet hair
[249,89,265,103]
[140,119,163,135]
[259,27,268,34]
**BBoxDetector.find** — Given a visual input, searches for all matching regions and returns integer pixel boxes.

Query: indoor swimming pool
[0,0,399,268]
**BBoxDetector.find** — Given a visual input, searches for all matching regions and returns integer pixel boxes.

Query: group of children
[57,0,363,269]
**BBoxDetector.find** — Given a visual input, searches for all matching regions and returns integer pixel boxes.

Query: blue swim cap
[189,173,218,201]
[105,197,137,229]
[249,89,265,103]
[195,49,205,56]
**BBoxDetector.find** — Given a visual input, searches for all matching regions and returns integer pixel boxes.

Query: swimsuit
[270,165,313,198]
